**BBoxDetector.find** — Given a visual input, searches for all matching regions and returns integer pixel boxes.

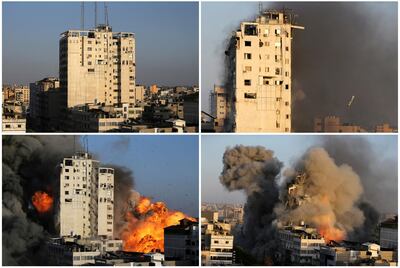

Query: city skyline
[202,2,397,131]
[3,2,199,86]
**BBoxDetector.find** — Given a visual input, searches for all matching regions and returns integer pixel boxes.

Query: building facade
[224,10,303,132]
[59,25,135,108]
[210,85,227,132]
[59,152,114,238]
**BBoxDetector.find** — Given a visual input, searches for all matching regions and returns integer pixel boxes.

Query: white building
[224,9,304,132]
[278,225,325,265]
[59,24,135,108]
[2,117,26,133]
[201,218,234,265]
[60,152,114,238]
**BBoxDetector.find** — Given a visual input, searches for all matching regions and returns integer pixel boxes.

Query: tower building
[59,152,114,238]
[224,9,304,132]
[59,25,135,108]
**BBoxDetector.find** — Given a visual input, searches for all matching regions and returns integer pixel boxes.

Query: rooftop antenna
[259,2,263,15]
[81,2,84,30]
[104,3,109,26]
[94,2,97,27]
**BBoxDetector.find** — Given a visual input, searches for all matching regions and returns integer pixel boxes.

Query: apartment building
[210,85,227,132]
[224,9,303,132]
[59,24,135,108]
[59,152,114,238]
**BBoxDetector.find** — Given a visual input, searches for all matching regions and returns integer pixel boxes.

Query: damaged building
[222,9,304,132]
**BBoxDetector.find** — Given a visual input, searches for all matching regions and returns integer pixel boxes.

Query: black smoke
[2,136,136,265]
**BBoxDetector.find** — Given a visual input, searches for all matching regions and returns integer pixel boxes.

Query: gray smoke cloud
[221,2,397,131]
[2,136,136,265]
[219,145,282,259]
[219,139,394,262]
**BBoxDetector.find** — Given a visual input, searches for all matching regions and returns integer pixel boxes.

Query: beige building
[2,117,26,133]
[59,25,135,108]
[314,116,366,132]
[224,10,303,132]
[210,85,227,132]
[134,85,146,104]
[60,152,114,238]
[201,218,234,265]
[14,86,30,104]
[375,123,396,133]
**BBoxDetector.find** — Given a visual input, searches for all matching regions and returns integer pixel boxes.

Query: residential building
[2,117,26,133]
[210,85,227,132]
[379,216,398,249]
[47,236,122,265]
[164,218,199,265]
[375,123,396,133]
[59,152,114,238]
[278,225,325,265]
[59,24,135,108]
[201,218,234,265]
[224,9,304,132]
[14,86,30,104]
[134,85,146,104]
[314,116,366,132]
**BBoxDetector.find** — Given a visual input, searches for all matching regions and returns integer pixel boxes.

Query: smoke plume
[2,136,136,265]
[219,139,393,261]
[220,2,397,131]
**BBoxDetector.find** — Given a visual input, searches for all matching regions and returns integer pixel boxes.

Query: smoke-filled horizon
[202,135,397,214]
[201,2,397,131]
[218,141,395,260]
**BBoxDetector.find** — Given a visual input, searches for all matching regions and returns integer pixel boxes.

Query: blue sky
[201,135,397,210]
[84,135,199,217]
[3,2,199,86]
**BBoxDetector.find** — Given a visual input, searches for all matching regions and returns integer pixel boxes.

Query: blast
[32,191,54,213]
[121,195,196,253]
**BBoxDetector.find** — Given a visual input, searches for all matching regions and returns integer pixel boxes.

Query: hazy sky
[3,2,199,86]
[201,135,397,213]
[86,135,199,217]
[201,2,397,130]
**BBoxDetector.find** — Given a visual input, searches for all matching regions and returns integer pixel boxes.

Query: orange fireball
[121,196,196,253]
[313,213,345,242]
[32,191,53,213]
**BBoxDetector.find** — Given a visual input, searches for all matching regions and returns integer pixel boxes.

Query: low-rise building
[2,116,26,133]
[46,236,123,266]
[379,216,398,249]
[201,218,234,265]
[164,218,199,265]
[278,225,325,265]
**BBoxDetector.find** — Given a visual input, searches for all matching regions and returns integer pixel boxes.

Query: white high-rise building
[59,152,114,238]
[224,9,304,132]
[59,24,135,108]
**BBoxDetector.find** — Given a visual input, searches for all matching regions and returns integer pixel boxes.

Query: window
[285,101,289,106]
[244,79,251,86]
[244,24,257,36]
[214,240,219,244]
[245,41,251,46]
[65,176,70,180]
[285,46,289,51]
[87,47,92,51]
[244,93,257,99]
[285,84,289,90]
[285,71,289,77]
[244,53,252,60]
[263,77,270,85]
[275,68,280,75]
[65,191,69,195]
[275,28,281,36]
[263,29,269,37]
[286,114,290,119]
[244,66,252,72]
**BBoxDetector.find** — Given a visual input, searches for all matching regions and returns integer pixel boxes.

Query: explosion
[219,145,368,260]
[32,191,54,213]
[121,196,196,253]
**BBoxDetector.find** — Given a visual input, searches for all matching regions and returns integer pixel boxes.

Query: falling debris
[219,144,379,261]
[347,95,355,108]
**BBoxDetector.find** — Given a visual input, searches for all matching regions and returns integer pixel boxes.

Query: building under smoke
[221,9,304,132]
[60,152,115,238]
[218,143,395,265]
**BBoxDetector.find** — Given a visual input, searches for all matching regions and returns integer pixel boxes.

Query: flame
[32,191,53,213]
[313,213,345,242]
[122,196,196,253]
